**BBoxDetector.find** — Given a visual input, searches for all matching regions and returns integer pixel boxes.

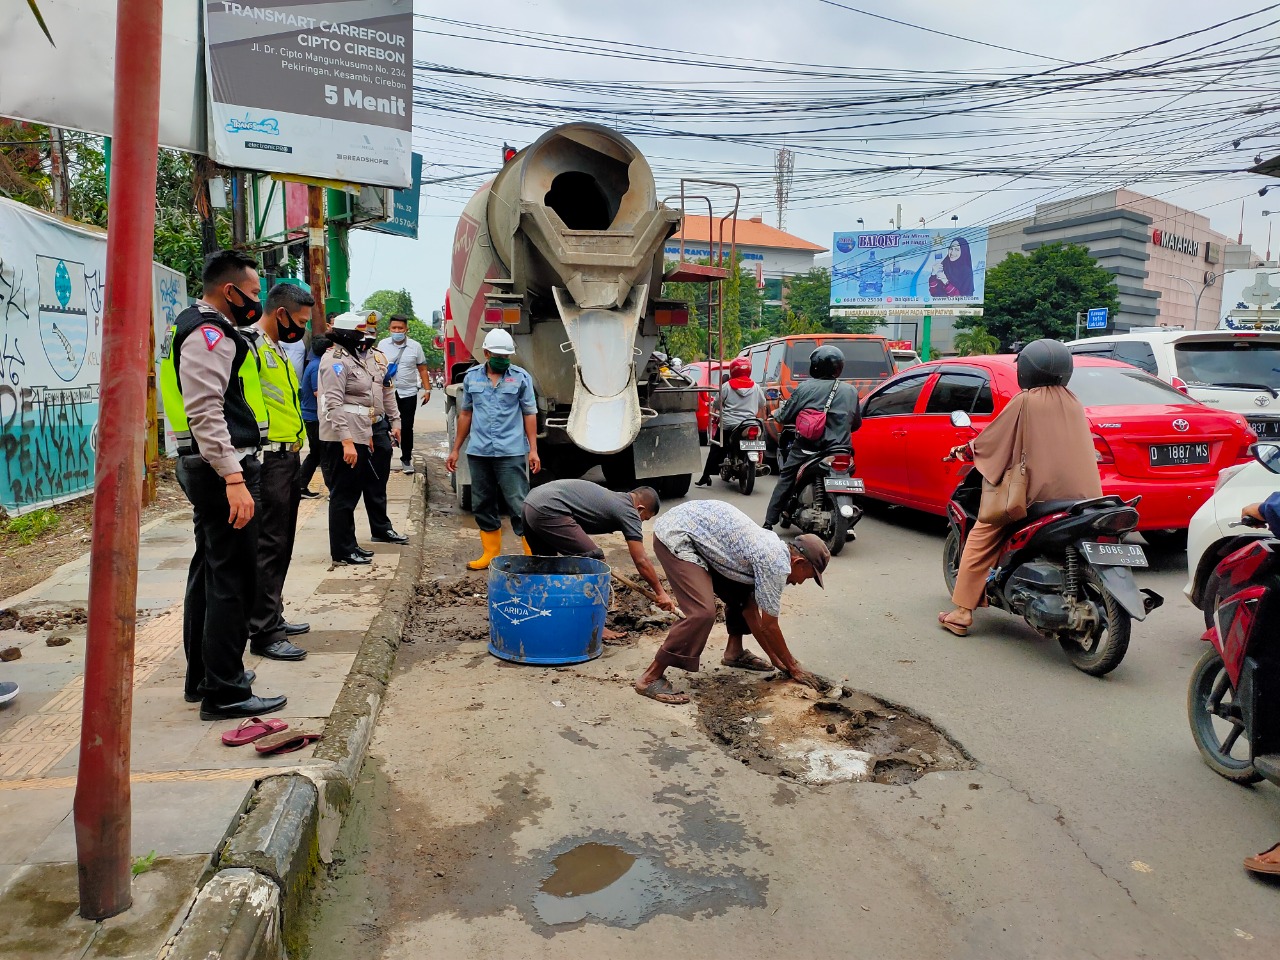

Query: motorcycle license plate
[824,477,864,493]
[1149,442,1209,467]
[739,440,767,451]
[1080,541,1148,568]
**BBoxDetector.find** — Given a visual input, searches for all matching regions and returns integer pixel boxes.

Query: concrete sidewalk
[0,464,420,959]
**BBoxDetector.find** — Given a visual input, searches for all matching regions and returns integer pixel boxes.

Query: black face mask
[276,309,307,344]
[226,284,262,327]
[329,328,364,352]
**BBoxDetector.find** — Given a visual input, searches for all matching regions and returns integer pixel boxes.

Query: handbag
[795,380,840,443]
[977,412,1028,526]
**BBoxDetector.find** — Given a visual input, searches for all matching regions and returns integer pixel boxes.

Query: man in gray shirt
[523,480,675,636]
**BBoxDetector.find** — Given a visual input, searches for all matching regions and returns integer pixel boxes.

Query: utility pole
[73,0,164,920]
[1075,311,1083,339]
[307,186,329,328]
[326,188,351,315]
[49,127,70,216]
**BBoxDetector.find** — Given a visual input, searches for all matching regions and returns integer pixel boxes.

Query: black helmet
[808,345,845,380]
[1017,338,1073,389]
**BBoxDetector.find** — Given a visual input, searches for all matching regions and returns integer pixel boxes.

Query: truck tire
[653,474,692,500]
[446,402,472,512]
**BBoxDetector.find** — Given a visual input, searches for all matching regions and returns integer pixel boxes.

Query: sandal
[721,651,773,672]
[221,717,289,747]
[253,729,324,756]
[635,677,690,705]
[938,612,971,637]
[1244,842,1280,876]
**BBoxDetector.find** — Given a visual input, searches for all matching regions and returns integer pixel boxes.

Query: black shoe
[185,670,255,703]
[283,621,311,637]
[371,530,410,545]
[695,477,712,487]
[299,489,321,500]
[762,523,774,532]
[353,546,375,558]
[251,639,308,661]
[200,695,288,722]
[334,552,372,565]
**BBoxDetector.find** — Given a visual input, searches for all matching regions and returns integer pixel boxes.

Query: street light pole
[1166,274,1215,330]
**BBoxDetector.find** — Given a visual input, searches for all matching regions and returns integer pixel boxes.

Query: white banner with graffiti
[0,198,187,516]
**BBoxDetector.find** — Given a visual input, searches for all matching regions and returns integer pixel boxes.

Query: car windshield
[1067,366,1190,407]
[788,340,889,379]
[1174,340,1280,391]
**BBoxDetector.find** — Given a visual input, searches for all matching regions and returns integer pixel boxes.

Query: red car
[855,355,1257,532]
[682,360,725,446]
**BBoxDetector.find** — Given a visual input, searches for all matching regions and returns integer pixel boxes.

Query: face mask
[390,332,407,344]
[226,284,262,327]
[329,328,364,352]
[488,356,512,374]
[357,337,374,354]
[276,310,307,344]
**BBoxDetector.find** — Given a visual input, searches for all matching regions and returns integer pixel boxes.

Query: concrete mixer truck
[443,123,704,508]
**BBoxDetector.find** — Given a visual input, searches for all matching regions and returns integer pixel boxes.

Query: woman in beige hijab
[939,340,1103,635]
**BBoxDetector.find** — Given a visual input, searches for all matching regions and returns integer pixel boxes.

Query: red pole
[73,0,164,919]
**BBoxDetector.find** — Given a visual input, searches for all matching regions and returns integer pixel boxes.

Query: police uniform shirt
[179,304,257,477]
[363,347,401,431]
[319,345,380,445]
[459,363,537,457]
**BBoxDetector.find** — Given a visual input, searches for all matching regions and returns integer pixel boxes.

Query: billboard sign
[831,228,987,308]
[1219,268,1280,332]
[204,0,414,188]
[365,153,424,239]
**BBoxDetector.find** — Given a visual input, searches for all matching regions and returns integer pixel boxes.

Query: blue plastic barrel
[487,555,611,665]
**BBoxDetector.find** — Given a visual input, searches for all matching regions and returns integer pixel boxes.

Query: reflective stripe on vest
[159,320,269,453]
[253,337,305,444]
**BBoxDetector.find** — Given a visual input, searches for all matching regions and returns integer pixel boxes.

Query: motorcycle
[942,410,1163,676]
[715,416,767,495]
[774,426,863,556]
[1187,442,1280,786]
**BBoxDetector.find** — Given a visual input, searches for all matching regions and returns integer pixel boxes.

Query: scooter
[943,410,1163,676]
[716,416,767,495]
[1187,442,1280,786]
[774,426,863,556]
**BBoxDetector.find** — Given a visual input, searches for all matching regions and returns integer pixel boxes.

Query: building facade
[988,190,1240,332]
[665,215,826,302]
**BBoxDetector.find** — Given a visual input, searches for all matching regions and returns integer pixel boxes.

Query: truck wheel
[653,475,692,500]
[458,483,472,512]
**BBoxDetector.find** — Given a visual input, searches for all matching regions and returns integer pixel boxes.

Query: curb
[161,465,430,960]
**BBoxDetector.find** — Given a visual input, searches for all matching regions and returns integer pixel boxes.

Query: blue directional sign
[1086,307,1109,330]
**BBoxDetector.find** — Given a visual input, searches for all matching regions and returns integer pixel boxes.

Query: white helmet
[329,312,369,333]
[482,328,516,355]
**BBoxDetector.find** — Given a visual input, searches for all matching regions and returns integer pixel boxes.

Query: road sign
[1087,307,1109,330]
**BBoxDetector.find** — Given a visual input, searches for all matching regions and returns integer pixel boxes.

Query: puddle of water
[539,842,636,898]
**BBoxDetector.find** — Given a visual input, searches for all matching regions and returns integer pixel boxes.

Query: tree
[961,243,1120,348]
[954,325,1000,357]
[660,253,759,363]
[783,267,833,330]
[361,289,443,369]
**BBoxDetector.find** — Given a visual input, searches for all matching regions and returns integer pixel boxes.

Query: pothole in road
[690,674,974,785]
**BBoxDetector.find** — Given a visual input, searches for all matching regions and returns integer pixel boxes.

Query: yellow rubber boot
[467,529,504,570]
[520,536,533,556]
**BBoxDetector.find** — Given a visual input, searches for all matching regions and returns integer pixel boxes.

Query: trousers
[951,521,1006,609]
[396,394,418,463]
[763,446,814,527]
[247,450,300,648]
[326,437,395,558]
[652,538,753,673]
[469,454,529,536]
[178,454,261,706]
[522,504,604,559]
[299,419,328,490]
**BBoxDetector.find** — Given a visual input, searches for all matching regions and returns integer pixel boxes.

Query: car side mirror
[950,410,972,429]
[1254,442,1280,475]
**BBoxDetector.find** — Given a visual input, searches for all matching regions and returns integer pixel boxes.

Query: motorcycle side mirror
[950,410,973,429]
[766,388,781,401]
[1254,442,1280,475]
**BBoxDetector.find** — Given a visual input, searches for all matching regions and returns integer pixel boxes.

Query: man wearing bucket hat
[635,499,830,705]
[446,328,540,569]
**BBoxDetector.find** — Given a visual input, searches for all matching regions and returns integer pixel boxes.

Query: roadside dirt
[0,460,186,599]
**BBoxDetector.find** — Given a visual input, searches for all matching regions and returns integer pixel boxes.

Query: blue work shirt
[459,362,537,457]
[1261,490,1280,538]
[300,355,321,422]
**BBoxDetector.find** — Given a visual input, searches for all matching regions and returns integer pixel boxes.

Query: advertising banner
[0,198,186,515]
[204,0,414,188]
[831,228,988,309]
[366,153,424,239]
[1219,267,1280,332]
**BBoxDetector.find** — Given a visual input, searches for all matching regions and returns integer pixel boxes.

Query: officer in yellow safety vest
[242,282,315,662]
[158,250,287,721]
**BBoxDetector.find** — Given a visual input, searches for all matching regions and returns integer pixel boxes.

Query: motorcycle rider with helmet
[762,345,861,531]
[695,357,768,488]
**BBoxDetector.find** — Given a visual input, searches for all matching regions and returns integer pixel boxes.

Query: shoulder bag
[977,411,1028,526]
[795,380,840,443]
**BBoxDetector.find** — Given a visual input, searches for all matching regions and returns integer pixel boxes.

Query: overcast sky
[350,0,1279,314]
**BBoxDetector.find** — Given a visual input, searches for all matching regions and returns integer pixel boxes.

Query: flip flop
[221,717,289,747]
[635,678,690,705]
[938,612,970,637]
[1244,842,1280,876]
[254,730,324,756]
[721,651,774,672]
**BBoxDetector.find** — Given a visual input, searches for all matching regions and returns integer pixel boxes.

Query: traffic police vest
[159,306,269,455]
[250,334,305,445]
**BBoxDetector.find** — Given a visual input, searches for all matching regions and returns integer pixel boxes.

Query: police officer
[160,250,287,721]
[243,283,314,662]
[320,312,404,565]
[363,326,409,546]
[445,328,540,569]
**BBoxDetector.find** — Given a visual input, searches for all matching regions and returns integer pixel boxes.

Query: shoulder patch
[201,326,224,350]
[332,362,344,375]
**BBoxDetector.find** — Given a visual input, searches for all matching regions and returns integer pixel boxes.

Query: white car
[1067,329,1280,443]
[892,348,922,372]
[1184,457,1278,624]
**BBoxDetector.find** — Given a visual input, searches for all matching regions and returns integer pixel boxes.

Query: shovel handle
[611,572,685,619]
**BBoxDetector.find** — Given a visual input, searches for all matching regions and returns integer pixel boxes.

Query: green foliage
[2,508,59,546]
[26,1,54,45]
[961,243,1120,348]
[660,253,760,363]
[361,289,443,368]
[954,325,1000,357]
[131,851,158,877]
[783,268,833,330]
[0,120,51,208]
